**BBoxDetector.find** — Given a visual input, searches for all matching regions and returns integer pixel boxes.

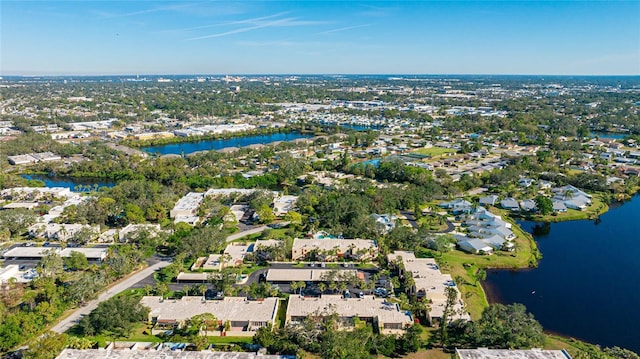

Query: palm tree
[318,282,327,294]
[290,281,299,294]
[329,281,338,293]
[297,281,306,294]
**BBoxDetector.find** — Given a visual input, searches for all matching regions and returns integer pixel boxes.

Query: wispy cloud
[358,4,394,18]
[96,2,205,19]
[156,12,292,34]
[187,18,294,40]
[237,40,298,47]
[186,16,328,41]
[318,24,371,35]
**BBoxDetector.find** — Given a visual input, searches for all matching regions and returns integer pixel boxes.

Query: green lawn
[412,147,457,158]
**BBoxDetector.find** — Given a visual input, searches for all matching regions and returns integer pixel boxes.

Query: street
[50,260,171,334]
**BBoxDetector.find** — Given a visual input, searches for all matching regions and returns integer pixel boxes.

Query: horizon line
[2,73,639,78]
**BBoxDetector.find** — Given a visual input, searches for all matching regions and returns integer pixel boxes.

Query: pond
[21,174,115,191]
[484,195,640,353]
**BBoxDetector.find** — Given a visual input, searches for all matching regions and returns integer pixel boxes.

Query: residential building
[265,268,361,284]
[291,238,378,261]
[139,296,279,336]
[456,348,572,359]
[170,192,205,218]
[387,251,470,325]
[458,238,493,254]
[3,247,108,261]
[371,213,397,233]
[478,194,499,207]
[439,199,473,214]
[118,224,162,242]
[500,197,520,211]
[57,346,292,359]
[286,295,413,334]
[273,195,299,217]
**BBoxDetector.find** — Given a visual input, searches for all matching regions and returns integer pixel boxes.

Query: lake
[590,131,628,140]
[141,132,313,155]
[21,174,115,191]
[484,195,640,353]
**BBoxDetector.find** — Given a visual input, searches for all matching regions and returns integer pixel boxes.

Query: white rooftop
[456,348,572,359]
[140,296,279,325]
[287,295,413,327]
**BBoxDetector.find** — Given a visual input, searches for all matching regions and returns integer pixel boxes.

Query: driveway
[50,260,171,334]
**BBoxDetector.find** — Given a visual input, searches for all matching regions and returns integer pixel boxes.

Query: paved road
[225,226,269,242]
[50,260,171,334]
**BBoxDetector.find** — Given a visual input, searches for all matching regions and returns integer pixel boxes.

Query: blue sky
[1,1,639,75]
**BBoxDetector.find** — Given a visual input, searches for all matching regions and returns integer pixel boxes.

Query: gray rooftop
[456,348,571,359]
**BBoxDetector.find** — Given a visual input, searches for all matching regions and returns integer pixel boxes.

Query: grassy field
[412,147,457,158]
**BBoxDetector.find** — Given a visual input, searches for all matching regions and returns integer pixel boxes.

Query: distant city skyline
[2,1,639,76]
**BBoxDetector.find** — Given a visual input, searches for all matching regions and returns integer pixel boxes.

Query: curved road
[50,260,171,334]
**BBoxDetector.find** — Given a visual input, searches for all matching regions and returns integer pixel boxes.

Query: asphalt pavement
[50,260,171,334]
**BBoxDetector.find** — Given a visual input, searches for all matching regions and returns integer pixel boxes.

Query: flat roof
[287,295,412,326]
[292,238,377,252]
[176,272,209,281]
[140,296,279,324]
[265,268,360,282]
[57,348,291,359]
[3,247,107,260]
[456,348,572,359]
[388,251,469,321]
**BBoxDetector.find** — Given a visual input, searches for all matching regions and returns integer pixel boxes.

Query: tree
[24,332,68,359]
[79,295,149,337]
[64,251,89,271]
[440,286,458,347]
[257,204,275,224]
[318,282,327,294]
[535,195,553,215]
[38,250,63,278]
[0,208,36,237]
[471,303,545,349]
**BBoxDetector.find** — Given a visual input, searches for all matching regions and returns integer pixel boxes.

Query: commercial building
[291,238,378,261]
[387,251,470,325]
[140,296,279,336]
[286,295,413,334]
[7,152,61,165]
[456,348,572,359]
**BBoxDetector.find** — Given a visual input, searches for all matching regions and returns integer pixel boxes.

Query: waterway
[21,175,115,191]
[141,132,313,156]
[484,195,640,353]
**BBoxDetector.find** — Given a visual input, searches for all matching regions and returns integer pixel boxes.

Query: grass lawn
[412,147,457,158]
[68,323,162,347]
